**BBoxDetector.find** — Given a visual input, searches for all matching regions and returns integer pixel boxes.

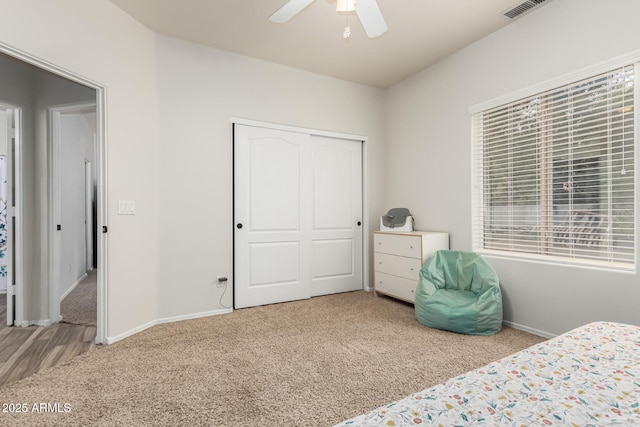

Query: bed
[335,321,640,426]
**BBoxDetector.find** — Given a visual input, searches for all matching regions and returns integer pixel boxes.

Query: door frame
[0,101,23,327]
[85,158,93,272]
[231,117,371,307]
[0,41,109,344]
[49,102,97,326]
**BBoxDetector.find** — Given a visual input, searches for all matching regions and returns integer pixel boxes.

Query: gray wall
[385,0,640,336]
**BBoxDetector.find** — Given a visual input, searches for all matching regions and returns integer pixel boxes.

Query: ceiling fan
[270,0,388,39]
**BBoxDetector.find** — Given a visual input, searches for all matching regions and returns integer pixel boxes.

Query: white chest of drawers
[373,231,449,303]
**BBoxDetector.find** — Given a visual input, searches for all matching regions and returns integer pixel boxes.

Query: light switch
[118,200,136,215]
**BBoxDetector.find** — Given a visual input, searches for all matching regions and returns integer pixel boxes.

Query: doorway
[233,121,365,309]
[50,103,98,327]
[0,42,107,343]
[0,102,22,328]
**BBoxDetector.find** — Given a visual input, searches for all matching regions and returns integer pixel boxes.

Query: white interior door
[234,124,363,309]
[310,135,363,296]
[234,125,311,308]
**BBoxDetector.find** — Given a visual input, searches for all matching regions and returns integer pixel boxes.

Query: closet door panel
[234,125,310,309]
[309,136,363,297]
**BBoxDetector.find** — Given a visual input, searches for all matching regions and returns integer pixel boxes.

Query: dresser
[373,231,449,303]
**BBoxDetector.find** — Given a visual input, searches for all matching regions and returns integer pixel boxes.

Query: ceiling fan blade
[355,0,388,38]
[269,0,316,23]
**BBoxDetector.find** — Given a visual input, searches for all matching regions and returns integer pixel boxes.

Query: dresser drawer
[375,272,417,303]
[374,233,422,258]
[374,252,421,280]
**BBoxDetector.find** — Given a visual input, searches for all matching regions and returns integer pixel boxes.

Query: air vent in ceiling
[503,0,548,20]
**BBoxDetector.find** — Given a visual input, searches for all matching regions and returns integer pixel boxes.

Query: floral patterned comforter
[336,322,640,426]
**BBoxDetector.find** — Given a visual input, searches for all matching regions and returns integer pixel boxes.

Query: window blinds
[472,65,635,269]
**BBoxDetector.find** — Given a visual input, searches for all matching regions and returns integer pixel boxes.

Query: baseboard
[59,273,89,302]
[156,308,233,326]
[503,320,556,339]
[15,318,53,327]
[106,308,233,345]
[106,319,157,344]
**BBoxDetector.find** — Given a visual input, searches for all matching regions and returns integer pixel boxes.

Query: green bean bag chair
[415,250,503,335]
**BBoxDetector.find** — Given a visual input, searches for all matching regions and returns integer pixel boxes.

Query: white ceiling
[109,0,532,89]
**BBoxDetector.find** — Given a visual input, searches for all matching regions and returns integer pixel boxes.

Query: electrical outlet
[216,276,228,287]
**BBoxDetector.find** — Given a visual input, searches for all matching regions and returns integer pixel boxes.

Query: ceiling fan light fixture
[271,0,387,39]
[336,0,356,12]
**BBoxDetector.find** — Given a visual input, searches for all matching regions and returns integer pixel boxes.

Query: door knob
[236,223,243,229]
[357,221,362,226]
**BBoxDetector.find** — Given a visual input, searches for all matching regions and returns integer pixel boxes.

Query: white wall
[155,36,386,319]
[385,0,640,336]
[0,0,160,339]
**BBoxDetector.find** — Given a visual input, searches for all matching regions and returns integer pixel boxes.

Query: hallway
[0,293,96,387]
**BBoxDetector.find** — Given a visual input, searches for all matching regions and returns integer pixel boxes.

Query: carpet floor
[0,291,546,426]
[60,271,97,327]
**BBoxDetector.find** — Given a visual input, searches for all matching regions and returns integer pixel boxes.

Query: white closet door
[234,125,363,309]
[309,135,362,296]
[234,125,311,309]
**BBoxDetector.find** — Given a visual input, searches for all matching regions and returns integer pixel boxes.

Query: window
[472,64,635,270]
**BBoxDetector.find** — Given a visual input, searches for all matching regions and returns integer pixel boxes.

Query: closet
[234,123,363,308]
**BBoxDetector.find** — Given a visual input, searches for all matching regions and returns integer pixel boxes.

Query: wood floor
[0,293,96,388]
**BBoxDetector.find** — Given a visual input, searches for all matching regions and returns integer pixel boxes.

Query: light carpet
[60,271,97,327]
[0,291,546,426]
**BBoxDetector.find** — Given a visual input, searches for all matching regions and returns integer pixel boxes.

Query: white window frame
[470,52,639,272]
